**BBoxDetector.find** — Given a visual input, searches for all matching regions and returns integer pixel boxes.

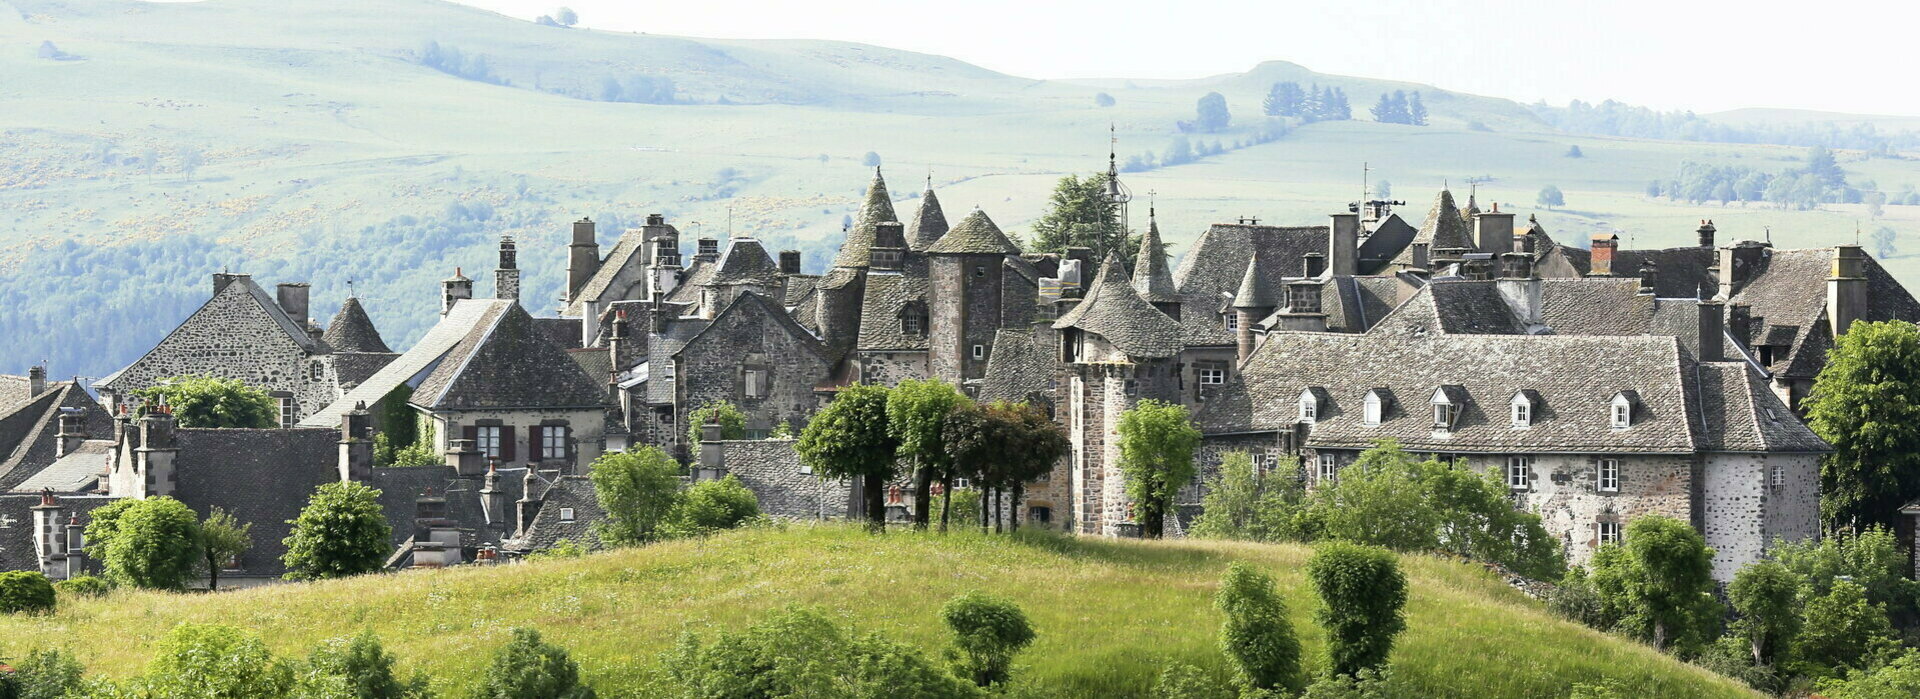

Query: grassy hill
[0,525,1756,697]
[3,0,1919,379]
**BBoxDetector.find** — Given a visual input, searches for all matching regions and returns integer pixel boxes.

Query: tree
[686,400,747,449]
[797,383,899,530]
[1193,91,1231,133]
[553,6,578,26]
[1806,145,1845,187]
[1870,226,1897,259]
[1565,145,1584,158]
[862,151,883,168]
[1370,93,1399,124]
[1589,515,1717,652]
[131,375,275,428]
[1215,562,1303,694]
[1307,541,1407,677]
[298,631,427,698]
[199,507,251,592]
[1797,580,1898,675]
[104,497,203,590]
[665,607,980,697]
[143,623,294,698]
[1771,526,1920,627]
[479,627,597,699]
[1818,650,1920,698]
[1292,441,1439,552]
[0,571,55,614]
[889,379,968,529]
[663,475,760,538]
[988,401,1068,532]
[1804,320,1920,533]
[941,591,1035,687]
[1537,185,1566,209]
[1191,452,1303,542]
[1407,92,1428,126]
[588,446,683,546]
[1729,560,1801,667]
[1115,399,1201,538]
[1027,173,1132,261]
[283,481,392,581]
[942,402,993,532]
[1094,92,1115,108]
[1263,82,1304,118]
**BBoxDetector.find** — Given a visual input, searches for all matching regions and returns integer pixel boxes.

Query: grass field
[0,524,1758,697]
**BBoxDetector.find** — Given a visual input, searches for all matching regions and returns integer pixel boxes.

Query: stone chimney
[276,283,310,326]
[1638,260,1658,296]
[1474,204,1516,256]
[607,309,631,373]
[1302,252,1326,278]
[1328,212,1359,276]
[871,222,907,271]
[135,407,179,497]
[1697,219,1716,248]
[30,491,64,578]
[1500,251,1534,281]
[410,492,463,568]
[495,234,520,303]
[1588,234,1618,277]
[444,437,485,478]
[338,402,373,482]
[1829,244,1869,337]
[26,366,45,397]
[567,217,600,300]
[696,421,726,481]
[696,238,720,262]
[1698,299,1725,362]
[515,468,541,538]
[1728,303,1752,355]
[56,408,87,458]
[442,268,472,316]
[212,272,245,298]
[1717,240,1770,299]
[779,250,802,275]
[480,462,508,533]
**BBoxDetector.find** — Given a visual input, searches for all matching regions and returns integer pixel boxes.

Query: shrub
[131,375,276,428]
[1818,649,1920,698]
[1795,580,1899,677]
[53,575,109,598]
[103,496,203,590]
[479,627,596,698]
[1214,563,1302,693]
[297,630,426,698]
[588,447,682,546]
[664,475,761,538]
[283,481,392,580]
[1300,667,1409,698]
[1546,567,1610,630]
[526,539,588,561]
[685,401,747,448]
[7,648,87,699]
[665,607,979,697]
[1691,635,1781,693]
[1150,662,1232,699]
[1307,542,1407,678]
[0,571,56,614]
[941,592,1036,687]
[142,623,293,697]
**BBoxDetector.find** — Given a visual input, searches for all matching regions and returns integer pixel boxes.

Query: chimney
[338,401,372,482]
[1328,212,1359,276]
[1302,252,1326,278]
[779,250,802,275]
[1410,242,1430,271]
[697,421,725,480]
[212,272,244,298]
[646,213,665,227]
[1697,219,1716,248]
[515,469,541,538]
[135,408,179,497]
[1588,234,1618,276]
[276,283,310,326]
[480,462,508,533]
[495,235,520,303]
[1829,244,1869,337]
[64,513,85,576]
[1717,241,1769,299]
[872,222,907,270]
[1728,303,1752,354]
[1500,251,1533,281]
[567,217,600,300]
[26,366,45,397]
[410,492,462,568]
[442,268,473,316]
[1698,299,1726,362]
[56,408,87,458]
[444,437,485,478]
[1473,204,1516,256]
[1637,260,1658,296]
[607,309,630,371]
[696,238,720,262]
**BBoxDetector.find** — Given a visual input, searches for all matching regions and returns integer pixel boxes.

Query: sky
[450,0,1920,117]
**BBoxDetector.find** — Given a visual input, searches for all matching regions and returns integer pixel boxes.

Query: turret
[1231,253,1279,364]
[566,217,600,300]
[927,209,1021,383]
[1132,209,1180,320]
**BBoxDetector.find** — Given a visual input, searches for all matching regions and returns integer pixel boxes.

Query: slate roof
[1197,332,1700,454]
[833,169,898,268]
[1694,363,1829,453]
[15,440,111,493]
[302,299,512,427]
[99,276,321,392]
[665,258,717,305]
[783,275,822,307]
[1389,190,1473,267]
[0,494,116,573]
[1231,253,1282,309]
[677,291,829,363]
[503,476,602,553]
[1053,254,1183,358]
[907,187,950,251]
[1131,217,1179,304]
[0,376,32,412]
[0,383,113,492]
[978,329,1054,405]
[173,428,342,576]
[533,317,584,351]
[857,258,931,352]
[1728,248,1920,378]
[927,209,1020,256]
[322,298,391,353]
[708,238,785,286]
[646,318,708,404]
[412,302,609,411]
[566,230,646,312]
[1357,214,1417,272]
[331,352,399,391]
[372,465,528,553]
[568,348,612,385]
[1172,223,1330,346]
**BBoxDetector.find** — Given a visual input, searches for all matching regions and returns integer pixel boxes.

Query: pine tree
[1408,91,1429,126]
[1330,88,1351,120]
[1370,93,1396,123]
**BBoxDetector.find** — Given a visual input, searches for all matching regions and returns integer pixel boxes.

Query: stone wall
[676,295,829,442]
[100,280,338,421]
[711,439,851,519]
[1705,452,1820,581]
[1060,357,1182,536]
[856,350,929,385]
[433,406,606,474]
[929,254,1005,382]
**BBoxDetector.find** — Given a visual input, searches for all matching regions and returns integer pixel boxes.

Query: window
[744,369,768,398]
[1610,393,1635,428]
[1510,392,1533,428]
[1298,389,1318,424]
[1363,392,1383,426]
[540,426,567,460]
[558,507,575,522]
[663,362,676,381]
[1198,366,1226,385]
[1317,453,1338,483]
[1254,452,1278,474]
[1506,456,1531,490]
[1598,459,1620,492]
[1432,404,1457,429]
[1224,313,1239,331]
[1770,465,1785,487]
[800,461,814,475]
[973,265,987,278]
[901,314,924,335]
[1028,506,1052,524]
[278,397,296,428]
[1430,387,1461,429]
[1598,521,1622,545]
[309,361,324,381]
[971,344,987,360]
[475,426,503,459]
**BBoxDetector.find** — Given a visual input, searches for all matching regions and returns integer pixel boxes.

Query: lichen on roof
[831,168,898,268]
[927,209,1020,256]
[1053,253,1182,357]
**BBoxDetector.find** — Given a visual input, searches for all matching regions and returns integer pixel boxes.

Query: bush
[142,623,293,697]
[665,607,980,697]
[1691,635,1781,693]
[1546,567,1609,629]
[479,627,596,699]
[941,592,1036,687]
[131,375,277,428]
[1818,650,1920,698]
[1795,580,1899,677]
[103,496,203,590]
[664,475,761,538]
[5,648,87,699]
[588,447,682,546]
[283,481,392,581]
[1215,563,1302,693]
[1307,542,1407,678]
[297,630,426,698]
[526,539,588,561]
[53,575,109,598]
[0,571,56,614]
[1150,662,1232,699]
[1300,667,1409,698]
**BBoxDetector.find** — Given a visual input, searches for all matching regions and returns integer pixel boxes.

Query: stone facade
[1704,452,1820,580]
[928,253,1004,383]
[702,438,852,520]
[674,292,829,440]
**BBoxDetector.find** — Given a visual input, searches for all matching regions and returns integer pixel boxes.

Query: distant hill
[0,525,1759,697]
[2,0,1919,379]
[1706,107,1920,131]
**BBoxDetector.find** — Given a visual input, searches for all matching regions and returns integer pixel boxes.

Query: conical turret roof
[1231,253,1281,310]
[323,297,392,353]
[1390,189,1474,267]
[927,209,1021,255]
[832,168,898,268]
[907,186,949,251]
[1053,252,1182,358]
[1131,214,1178,304]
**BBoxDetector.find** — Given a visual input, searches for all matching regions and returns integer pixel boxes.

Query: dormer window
[1510,390,1539,429]
[898,304,928,336]
[1298,388,1323,424]
[1362,389,1388,427]
[1430,386,1465,430]
[1610,391,1639,429]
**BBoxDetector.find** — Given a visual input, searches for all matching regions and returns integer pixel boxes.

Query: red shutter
[501,426,517,462]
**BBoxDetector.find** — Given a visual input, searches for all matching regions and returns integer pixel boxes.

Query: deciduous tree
[1308,542,1407,677]
[941,591,1035,687]
[1729,560,1801,667]
[104,497,203,590]
[1115,399,1200,538]
[282,481,392,580]
[889,379,967,529]
[1804,320,1920,533]
[588,446,683,546]
[199,507,251,592]
[797,383,899,530]
[131,375,276,428]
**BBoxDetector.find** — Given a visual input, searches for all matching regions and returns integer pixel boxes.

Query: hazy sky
[452,0,1920,117]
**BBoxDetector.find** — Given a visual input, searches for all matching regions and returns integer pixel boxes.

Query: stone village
[1,159,1910,586]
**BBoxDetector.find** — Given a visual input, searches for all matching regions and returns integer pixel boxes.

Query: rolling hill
[0,525,1760,697]
[2,0,1918,379]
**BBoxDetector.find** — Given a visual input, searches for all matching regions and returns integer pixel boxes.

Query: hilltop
[0,525,1756,697]
[2,0,1919,377]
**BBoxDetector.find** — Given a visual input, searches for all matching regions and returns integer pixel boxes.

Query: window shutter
[563,425,575,461]
[501,427,517,462]
[462,425,478,444]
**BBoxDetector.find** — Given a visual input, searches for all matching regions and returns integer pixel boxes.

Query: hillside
[3,0,1920,378]
[0,525,1755,697]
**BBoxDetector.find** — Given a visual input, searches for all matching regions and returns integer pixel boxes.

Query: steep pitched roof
[857,258,931,352]
[1729,248,1920,378]
[708,238,785,286]
[1389,190,1473,266]
[98,276,321,392]
[1131,216,1179,304]
[1053,254,1183,358]
[412,302,609,411]
[565,229,646,312]
[302,300,510,427]
[503,476,602,553]
[677,290,829,362]
[1695,362,1829,453]
[1231,253,1282,309]
[173,427,341,576]
[907,187,949,251]
[1172,223,1330,347]
[322,297,391,353]
[927,209,1020,256]
[978,329,1054,405]
[0,382,114,491]
[832,168,898,268]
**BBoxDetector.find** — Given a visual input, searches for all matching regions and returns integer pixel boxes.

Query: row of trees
[1530,98,1920,154]
[1646,146,1867,210]
[589,448,762,546]
[1370,90,1428,126]
[1262,82,1353,122]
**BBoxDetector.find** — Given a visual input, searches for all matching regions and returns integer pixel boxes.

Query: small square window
[744,369,769,398]
[1598,459,1620,493]
[1598,521,1622,545]
[1511,402,1530,428]
[309,361,325,381]
[1224,313,1239,331]
[558,507,575,522]
[972,344,986,360]
[901,314,924,335]
[1198,367,1226,385]
[1769,465,1785,487]
[1506,456,1531,490]
[800,462,814,475]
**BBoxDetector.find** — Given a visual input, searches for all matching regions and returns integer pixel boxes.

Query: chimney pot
[27,366,46,396]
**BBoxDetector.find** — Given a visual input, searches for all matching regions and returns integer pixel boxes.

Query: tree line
[1370,90,1428,126]
[1532,98,1920,154]
[1646,146,1873,210]
[1262,81,1353,122]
